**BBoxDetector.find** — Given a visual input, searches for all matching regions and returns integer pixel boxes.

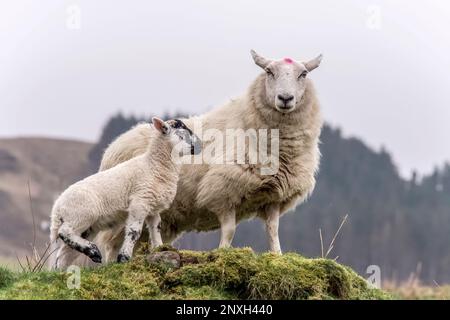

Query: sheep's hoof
[87,245,102,263]
[117,254,130,263]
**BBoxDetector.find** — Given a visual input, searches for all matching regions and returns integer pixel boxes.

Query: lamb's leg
[58,223,103,263]
[54,243,79,270]
[262,204,282,254]
[117,201,147,263]
[218,210,236,248]
[146,214,163,248]
[54,227,102,270]
[102,227,124,263]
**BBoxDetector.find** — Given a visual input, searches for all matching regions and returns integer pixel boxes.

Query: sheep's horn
[304,54,323,72]
[251,50,272,69]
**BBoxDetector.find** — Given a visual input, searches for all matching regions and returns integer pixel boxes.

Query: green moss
[249,253,325,299]
[165,248,258,295]
[160,285,235,300]
[0,271,77,300]
[0,247,389,300]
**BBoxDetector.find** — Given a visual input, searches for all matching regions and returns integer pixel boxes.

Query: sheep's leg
[104,242,121,264]
[58,223,103,263]
[161,224,181,246]
[218,210,236,248]
[262,204,282,254]
[117,202,147,263]
[146,214,163,248]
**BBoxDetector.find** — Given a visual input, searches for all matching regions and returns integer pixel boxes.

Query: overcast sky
[1,0,450,178]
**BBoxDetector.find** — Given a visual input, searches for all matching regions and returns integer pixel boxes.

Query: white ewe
[95,50,323,256]
[49,117,200,269]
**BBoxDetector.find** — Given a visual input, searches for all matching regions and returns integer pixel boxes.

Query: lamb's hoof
[117,253,130,263]
[87,244,102,264]
[90,255,102,264]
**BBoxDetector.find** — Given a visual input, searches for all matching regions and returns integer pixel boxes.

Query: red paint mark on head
[284,58,293,64]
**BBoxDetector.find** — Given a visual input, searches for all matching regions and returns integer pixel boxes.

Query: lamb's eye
[298,71,308,79]
[178,130,189,140]
[265,68,274,77]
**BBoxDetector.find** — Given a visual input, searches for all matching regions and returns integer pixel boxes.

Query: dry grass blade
[27,180,37,251]
[31,244,48,273]
[25,255,32,271]
[14,179,57,273]
[324,214,349,259]
[32,242,55,273]
[15,253,26,272]
[16,242,56,273]
[319,228,324,258]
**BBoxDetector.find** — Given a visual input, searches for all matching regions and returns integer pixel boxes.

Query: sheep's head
[251,50,322,113]
[152,117,201,155]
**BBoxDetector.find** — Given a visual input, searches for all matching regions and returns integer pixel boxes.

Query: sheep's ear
[152,117,169,134]
[251,49,272,69]
[304,54,323,72]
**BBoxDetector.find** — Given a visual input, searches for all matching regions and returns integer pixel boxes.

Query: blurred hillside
[1,113,449,283]
[0,138,92,257]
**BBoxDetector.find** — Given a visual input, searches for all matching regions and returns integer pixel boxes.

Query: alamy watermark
[66,4,81,30]
[366,265,381,288]
[366,5,382,30]
[66,265,81,290]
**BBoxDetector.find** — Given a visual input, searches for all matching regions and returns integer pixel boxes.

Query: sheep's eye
[265,68,274,77]
[298,71,308,79]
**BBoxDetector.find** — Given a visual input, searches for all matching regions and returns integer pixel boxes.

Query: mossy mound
[0,247,389,300]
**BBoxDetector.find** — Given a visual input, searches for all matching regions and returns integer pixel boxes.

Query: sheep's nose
[277,94,294,103]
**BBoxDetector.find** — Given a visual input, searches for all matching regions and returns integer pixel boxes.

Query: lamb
[94,50,323,257]
[49,117,200,269]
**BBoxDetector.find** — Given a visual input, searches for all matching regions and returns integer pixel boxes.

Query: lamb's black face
[167,119,202,155]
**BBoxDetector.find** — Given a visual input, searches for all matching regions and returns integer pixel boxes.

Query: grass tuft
[0,268,15,289]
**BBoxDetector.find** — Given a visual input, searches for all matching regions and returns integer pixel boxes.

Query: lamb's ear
[251,49,271,69]
[152,117,169,134]
[304,54,323,72]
